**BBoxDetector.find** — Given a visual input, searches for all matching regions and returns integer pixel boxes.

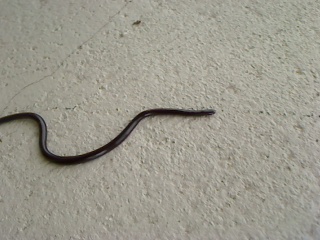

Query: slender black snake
[0,108,215,165]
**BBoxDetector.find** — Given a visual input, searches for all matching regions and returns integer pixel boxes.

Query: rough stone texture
[0,0,320,239]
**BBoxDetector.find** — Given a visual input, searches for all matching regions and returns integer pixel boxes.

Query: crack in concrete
[1,0,132,115]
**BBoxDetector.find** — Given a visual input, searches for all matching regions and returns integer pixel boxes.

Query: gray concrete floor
[1,0,320,239]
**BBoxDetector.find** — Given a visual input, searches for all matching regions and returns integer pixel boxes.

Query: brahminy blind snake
[0,108,215,165]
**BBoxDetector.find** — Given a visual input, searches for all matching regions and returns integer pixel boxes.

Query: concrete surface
[0,0,320,239]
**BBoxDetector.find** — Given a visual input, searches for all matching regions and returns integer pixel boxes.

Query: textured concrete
[0,0,320,239]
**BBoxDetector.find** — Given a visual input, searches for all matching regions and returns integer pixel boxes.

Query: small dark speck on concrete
[65,106,77,110]
[259,111,264,114]
[132,20,141,25]
[316,139,319,143]
[0,139,2,143]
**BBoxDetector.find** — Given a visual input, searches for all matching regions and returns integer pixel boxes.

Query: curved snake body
[0,109,215,164]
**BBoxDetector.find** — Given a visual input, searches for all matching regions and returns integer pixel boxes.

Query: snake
[0,108,215,165]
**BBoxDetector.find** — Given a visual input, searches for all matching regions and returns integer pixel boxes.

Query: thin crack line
[1,0,132,115]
